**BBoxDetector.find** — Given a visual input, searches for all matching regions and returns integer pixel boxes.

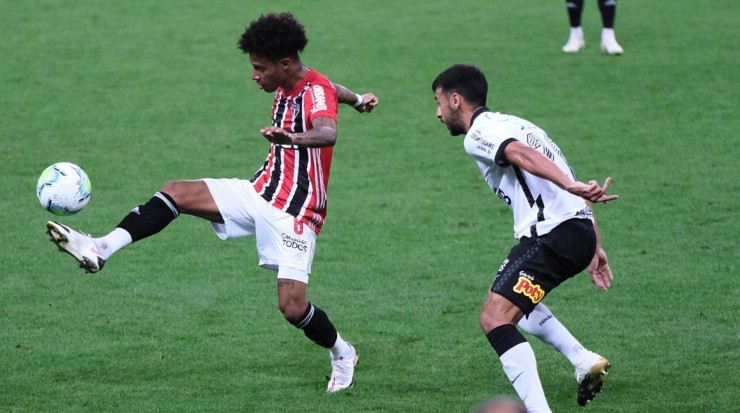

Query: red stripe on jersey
[272,147,294,211]
[252,145,276,194]
[251,69,338,234]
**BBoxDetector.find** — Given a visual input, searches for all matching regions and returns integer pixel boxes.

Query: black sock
[566,0,584,27]
[117,192,180,242]
[599,0,616,29]
[486,324,527,357]
[292,303,338,349]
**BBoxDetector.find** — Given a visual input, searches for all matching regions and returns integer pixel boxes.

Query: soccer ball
[36,162,92,216]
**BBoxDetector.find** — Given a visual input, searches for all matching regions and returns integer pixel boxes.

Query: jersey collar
[470,106,491,126]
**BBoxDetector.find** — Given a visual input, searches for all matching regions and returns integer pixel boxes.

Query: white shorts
[202,178,316,283]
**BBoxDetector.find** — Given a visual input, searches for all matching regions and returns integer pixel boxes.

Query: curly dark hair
[238,12,308,61]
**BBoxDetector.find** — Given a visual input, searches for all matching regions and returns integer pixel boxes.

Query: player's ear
[279,57,292,71]
[450,92,461,109]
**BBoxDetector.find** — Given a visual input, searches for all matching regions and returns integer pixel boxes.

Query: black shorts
[491,218,597,315]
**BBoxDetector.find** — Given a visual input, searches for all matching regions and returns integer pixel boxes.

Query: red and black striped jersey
[251,69,338,234]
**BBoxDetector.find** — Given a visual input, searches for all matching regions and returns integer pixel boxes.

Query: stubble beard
[447,112,466,136]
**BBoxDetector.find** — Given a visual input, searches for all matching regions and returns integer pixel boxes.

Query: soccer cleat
[576,352,612,406]
[46,221,106,273]
[562,32,586,53]
[327,343,358,393]
[600,30,624,55]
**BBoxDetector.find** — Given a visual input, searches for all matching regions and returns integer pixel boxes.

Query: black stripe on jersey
[273,94,288,127]
[495,138,517,167]
[286,147,310,216]
[513,166,535,206]
[251,160,268,183]
[292,93,305,133]
[262,145,283,200]
[513,165,546,235]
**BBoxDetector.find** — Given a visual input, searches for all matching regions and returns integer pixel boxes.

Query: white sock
[517,303,585,367]
[330,333,353,358]
[94,228,133,260]
[500,343,551,413]
[601,28,616,41]
[570,26,584,37]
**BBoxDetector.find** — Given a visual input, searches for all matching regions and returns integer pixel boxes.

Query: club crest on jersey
[513,274,545,304]
[526,133,541,149]
[527,133,555,161]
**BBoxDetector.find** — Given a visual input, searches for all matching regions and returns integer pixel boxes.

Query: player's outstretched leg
[46,191,180,273]
[517,303,612,406]
[47,221,106,273]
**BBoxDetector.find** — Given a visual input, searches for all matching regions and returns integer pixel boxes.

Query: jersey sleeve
[467,117,516,167]
[304,80,338,124]
[494,138,517,167]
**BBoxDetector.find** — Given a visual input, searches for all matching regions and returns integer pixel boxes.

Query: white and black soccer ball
[36,162,92,216]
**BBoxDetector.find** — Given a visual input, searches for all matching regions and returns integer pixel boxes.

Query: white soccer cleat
[562,31,586,53]
[327,343,358,393]
[600,29,624,55]
[46,221,106,273]
[575,351,612,406]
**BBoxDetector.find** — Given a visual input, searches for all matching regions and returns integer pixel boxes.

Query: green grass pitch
[1,1,737,412]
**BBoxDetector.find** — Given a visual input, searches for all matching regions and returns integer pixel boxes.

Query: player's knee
[279,299,306,324]
[479,310,504,333]
[159,181,182,200]
[479,296,522,333]
[159,180,200,210]
[280,308,303,324]
[480,310,519,334]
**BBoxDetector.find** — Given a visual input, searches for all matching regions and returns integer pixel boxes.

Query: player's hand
[567,177,619,203]
[354,93,379,113]
[588,247,613,291]
[260,126,293,145]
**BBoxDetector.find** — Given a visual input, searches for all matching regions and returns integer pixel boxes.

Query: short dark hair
[238,12,308,61]
[432,64,488,106]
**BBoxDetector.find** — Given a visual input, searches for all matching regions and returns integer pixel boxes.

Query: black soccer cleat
[577,357,611,406]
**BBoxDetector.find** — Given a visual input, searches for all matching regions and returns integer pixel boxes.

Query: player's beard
[446,111,466,136]
[259,82,277,93]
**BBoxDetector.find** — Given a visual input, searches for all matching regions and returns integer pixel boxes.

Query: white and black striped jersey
[464,109,593,239]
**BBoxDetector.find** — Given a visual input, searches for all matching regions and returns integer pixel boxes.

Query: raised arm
[332,83,379,113]
[502,141,618,204]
